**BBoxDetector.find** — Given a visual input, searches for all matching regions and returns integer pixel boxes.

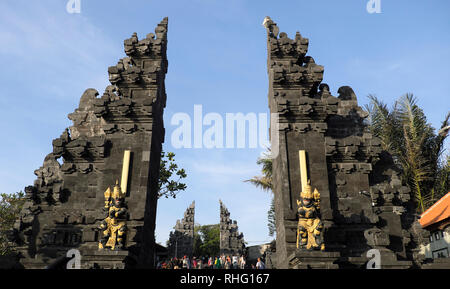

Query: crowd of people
[157,254,266,269]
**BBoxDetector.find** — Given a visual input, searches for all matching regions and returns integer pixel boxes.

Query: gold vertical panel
[121,150,131,194]
[299,150,308,192]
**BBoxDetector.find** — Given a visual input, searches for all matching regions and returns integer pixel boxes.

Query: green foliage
[245,150,273,192]
[245,149,275,236]
[432,155,450,204]
[192,224,203,256]
[192,224,220,257]
[158,151,187,199]
[366,94,449,213]
[0,192,25,256]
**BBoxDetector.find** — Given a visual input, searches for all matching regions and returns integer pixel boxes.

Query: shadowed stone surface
[289,250,340,269]
[10,18,169,269]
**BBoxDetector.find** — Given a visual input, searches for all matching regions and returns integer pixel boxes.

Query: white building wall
[420,227,450,259]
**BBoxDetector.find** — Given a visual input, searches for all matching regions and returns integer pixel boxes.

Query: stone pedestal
[421,259,450,269]
[376,248,412,269]
[82,249,137,269]
[344,248,412,269]
[288,249,340,269]
[0,256,24,269]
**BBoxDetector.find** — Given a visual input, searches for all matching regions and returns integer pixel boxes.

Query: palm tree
[366,93,449,213]
[247,93,447,230]
[244,149,275,236]
[245,154,273,192]
[0,192,25,256]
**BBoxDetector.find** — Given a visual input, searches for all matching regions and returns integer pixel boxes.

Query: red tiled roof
[419,192,450,228]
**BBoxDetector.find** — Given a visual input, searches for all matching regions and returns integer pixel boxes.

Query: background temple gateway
[219,200,246,256]
[167,200,246,259]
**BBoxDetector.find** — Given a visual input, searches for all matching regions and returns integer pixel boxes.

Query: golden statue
[98,180,128,250]
[296,180,325,251]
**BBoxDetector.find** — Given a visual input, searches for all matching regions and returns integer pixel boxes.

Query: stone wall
[264,17,419,269]
[9,18,169,269]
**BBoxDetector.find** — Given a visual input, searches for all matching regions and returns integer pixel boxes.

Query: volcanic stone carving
[264,17,416,268]
[167,201,195,258]
[220,200,245,256]
[10,18,169,269]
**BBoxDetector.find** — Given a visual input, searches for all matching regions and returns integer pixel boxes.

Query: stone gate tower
[264,17,417,269]
[10,18,169,269]
[220,200,245,256]
[167,201,195,258]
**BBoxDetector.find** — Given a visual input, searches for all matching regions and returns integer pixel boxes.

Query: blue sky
[0,0,449,246]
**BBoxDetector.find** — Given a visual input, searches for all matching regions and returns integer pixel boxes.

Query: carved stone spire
[168,201,195,258]
[219,200,245,256]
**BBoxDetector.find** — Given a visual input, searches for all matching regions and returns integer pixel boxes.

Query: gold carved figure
[296,181,325,251]
[98,180,128,250]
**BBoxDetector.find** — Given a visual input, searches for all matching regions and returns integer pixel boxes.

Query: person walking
[173,257,180,269]
[256,258,265,269]
[167,258,173,269]
[208,257,213,269]
[232,255,238,269]
[214,257,221,269]
[239,255,246,269]
[182,255,188,269]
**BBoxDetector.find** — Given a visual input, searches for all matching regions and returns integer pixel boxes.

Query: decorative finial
[262,16,279,38]
[262,16,271,28]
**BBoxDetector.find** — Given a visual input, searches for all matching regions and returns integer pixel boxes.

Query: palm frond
[244,176,273,192]
[366,93,448,213]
